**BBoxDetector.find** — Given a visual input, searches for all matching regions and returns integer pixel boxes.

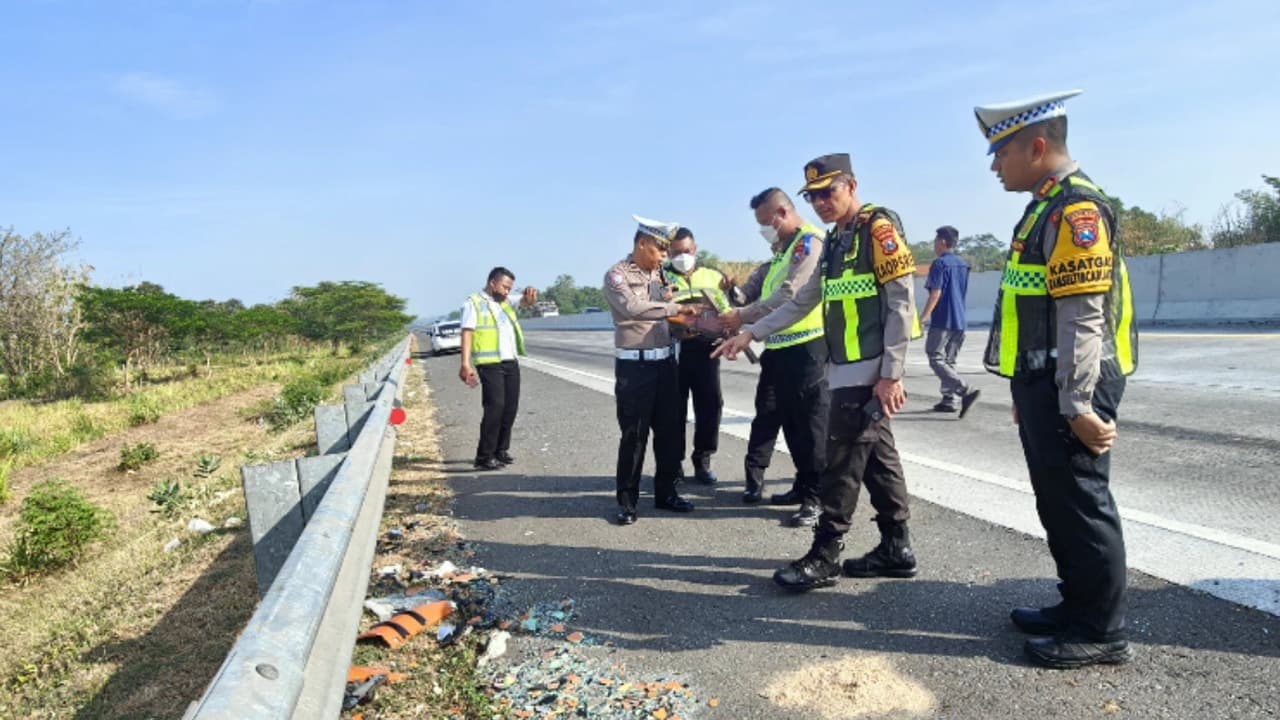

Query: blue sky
[2,1,1278,319]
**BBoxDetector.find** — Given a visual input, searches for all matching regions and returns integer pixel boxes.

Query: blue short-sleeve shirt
[925,253,970,330]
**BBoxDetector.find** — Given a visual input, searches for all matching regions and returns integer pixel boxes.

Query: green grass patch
[117,442,160,472]
[3,480,115,580]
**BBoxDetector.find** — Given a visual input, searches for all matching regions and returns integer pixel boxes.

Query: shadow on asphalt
[444,472,1280,667]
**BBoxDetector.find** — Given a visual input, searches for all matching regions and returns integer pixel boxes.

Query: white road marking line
[522,354,1280,615]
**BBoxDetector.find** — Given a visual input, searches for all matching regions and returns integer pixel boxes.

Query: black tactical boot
[789,501,819,527]
[774,533,844,592]
[743,462,764,503]
[842,519,918,578]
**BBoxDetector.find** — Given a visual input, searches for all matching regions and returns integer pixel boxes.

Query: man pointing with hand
[716,153,921,592]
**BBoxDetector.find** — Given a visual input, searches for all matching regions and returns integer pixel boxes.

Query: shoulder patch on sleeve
[870,218,915,284]
[607,270,625,289]
[1047,201,1113,298]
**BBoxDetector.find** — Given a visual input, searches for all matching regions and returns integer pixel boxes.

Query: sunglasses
[802,184,842,203]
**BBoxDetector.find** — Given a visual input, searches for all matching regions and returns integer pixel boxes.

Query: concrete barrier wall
[911,242,1280,327]
[525,244,1280,332]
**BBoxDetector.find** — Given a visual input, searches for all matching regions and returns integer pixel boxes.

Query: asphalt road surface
[418,329,1280,719]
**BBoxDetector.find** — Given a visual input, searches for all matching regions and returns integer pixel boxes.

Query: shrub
[3,480,114,578]
[56,359,116,401]
[264,376,326,431]
[127,394,163,426]
[118,442,159,472]
[70,412,102,443]
[147,479,185,517]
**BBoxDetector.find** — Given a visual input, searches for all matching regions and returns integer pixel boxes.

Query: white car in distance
[429,320,463,356]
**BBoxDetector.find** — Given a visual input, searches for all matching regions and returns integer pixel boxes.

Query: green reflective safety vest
[760,225,826,349]
[665,266,730,312]
[982,172,1138,379]
[821,206,922,365]
[468,293,525,365]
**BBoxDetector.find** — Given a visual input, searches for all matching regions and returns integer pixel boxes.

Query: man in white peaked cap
[975,90,1139,668]
[602,215,701,525]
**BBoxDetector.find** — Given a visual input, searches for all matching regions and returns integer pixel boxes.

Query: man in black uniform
[721,189,830,524]
[666,227,730,485]
[602,215,701,525]
[975,90,1139,667]
[717,155,921,589]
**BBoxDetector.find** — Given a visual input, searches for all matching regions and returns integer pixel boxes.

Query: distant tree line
[906,173,1280,271]
[0,227,411,401]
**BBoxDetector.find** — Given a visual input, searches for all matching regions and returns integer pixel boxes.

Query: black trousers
[816,385,910,536]
[743,339,830,502]
[1012,372,1128,642]
[475,360,520,462]
[677,338,723,471]
[615,356,683,511]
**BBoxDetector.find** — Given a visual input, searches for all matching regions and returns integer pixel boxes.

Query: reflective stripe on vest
[761,225,825,349]
[984,174,1138,379]
[468,293,525,365]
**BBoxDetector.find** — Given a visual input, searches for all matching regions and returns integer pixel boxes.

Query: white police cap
[975,89,1082,155]
[632,214,680,246]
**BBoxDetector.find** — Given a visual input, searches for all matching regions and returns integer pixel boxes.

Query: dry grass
[0,357,360,719]
[340,359,497,720]
[718,259,767,286]
[0,351,350,471]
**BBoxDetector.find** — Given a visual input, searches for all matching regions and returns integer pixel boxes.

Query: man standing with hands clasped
[975,89,1139,668]
[459,267,538,471]
[716,154,921,592]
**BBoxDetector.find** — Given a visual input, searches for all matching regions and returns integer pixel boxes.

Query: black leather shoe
[742,488,763,504]
[770,489,802,506]
[1024,635,1133,669]
[615,509,637,525]
[496,452,515,465]
[959,388,982,419]
[1011,606,1068,635]
[790,502,819,527]
[693,469,718,485]
[655,495,695,513]
[932,401,958,413]
[474,458,502,471]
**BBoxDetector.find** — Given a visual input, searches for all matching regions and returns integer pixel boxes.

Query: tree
[1212,175,1280,248]
[956,233,1006,272]
[1109,198,1206,255]
[77,283,203,388]
[0,228,91,398]
[281,281,412,354]
[542,274,581,314]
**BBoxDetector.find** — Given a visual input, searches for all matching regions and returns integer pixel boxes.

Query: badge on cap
[632,214,679,247]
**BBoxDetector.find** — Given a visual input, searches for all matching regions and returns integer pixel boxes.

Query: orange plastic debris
[356,600,453,650]
[347,666,408,684]
[708,698,720,707]
[566,632,584,644]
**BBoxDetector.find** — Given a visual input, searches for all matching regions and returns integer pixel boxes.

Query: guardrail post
[343,385,374,439]
[313,405,350,454]
[297,454,346,522]
[242,461,306,597]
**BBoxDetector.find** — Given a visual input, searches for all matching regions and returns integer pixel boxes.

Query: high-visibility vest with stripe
[666,266,730,312]
[468,293,525,365]
[821,206,923,365]
[760,225,826,349]
[983,172,1138,379]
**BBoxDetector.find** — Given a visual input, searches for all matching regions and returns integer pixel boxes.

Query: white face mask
[670,253,697,274]
[759,224,779,245]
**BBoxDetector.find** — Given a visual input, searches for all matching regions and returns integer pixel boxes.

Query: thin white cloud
[112,72,216,118]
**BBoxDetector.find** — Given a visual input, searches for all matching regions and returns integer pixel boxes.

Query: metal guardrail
[184,336,412,720]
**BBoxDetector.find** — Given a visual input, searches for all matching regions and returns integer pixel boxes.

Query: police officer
[975,90,1138,668]
[603,215,701,525]
[716,154,921,591]
[665,227,729,485]
[722,189,829,523]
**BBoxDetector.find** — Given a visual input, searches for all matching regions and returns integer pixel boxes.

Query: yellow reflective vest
[468,293,525,365]
[983,172,1138,379]
[761,225,826,349]
[666,266,729,312]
